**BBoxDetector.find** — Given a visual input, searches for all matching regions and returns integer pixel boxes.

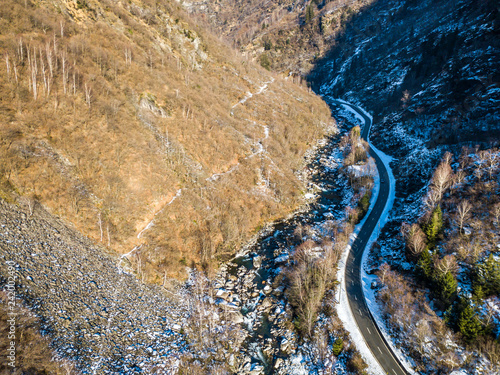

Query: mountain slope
[310,0,499,193]
[0,0,335,280]
[185,0,376,74]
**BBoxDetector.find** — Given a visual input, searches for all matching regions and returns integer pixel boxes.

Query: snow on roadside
[335,162,385,375]
[360,144,418,374]
[334,99,384,375]
[334,99,417,374]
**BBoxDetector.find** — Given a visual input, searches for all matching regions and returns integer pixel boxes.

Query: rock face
[0,200,186,374]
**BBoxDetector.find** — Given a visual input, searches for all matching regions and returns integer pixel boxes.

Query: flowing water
[217,134,353,373]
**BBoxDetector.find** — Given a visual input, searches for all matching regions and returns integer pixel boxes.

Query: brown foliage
[0,0,335,281]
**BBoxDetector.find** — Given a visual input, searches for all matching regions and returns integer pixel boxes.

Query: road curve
[333,100,409,375]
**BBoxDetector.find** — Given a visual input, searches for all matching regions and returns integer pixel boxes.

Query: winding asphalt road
[333,100,409,375]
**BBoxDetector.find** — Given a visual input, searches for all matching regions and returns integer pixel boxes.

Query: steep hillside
[306,0,500,371]
[185,0,375,74]
[0,0,335,280]
[311,0,499,194]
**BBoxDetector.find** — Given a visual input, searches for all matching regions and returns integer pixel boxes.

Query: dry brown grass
[0,0,334,281]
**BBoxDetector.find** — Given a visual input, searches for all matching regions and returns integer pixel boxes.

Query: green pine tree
[437,271,457,307]
[332,338,344,356]
[477,254,500,296]
[416,247,433,282]
[424,205,443,247]
[458,300,482,342]
[305,5,314,24]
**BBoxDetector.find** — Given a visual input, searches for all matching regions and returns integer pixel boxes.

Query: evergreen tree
[305,5,314,24]
[477,253,500,296]
[416,247,433,282]
[424,205,443,247]
[332,337,344,356]
[458,300,482,342]
[437,271,457,307]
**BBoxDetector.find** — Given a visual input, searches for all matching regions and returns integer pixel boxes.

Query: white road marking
[367,327,371,334]
[358,309,362,316]
[378,346,383,354]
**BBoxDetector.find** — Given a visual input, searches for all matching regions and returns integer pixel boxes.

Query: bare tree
[98,211,103,242]
[424,188,441,211]
[84,82,92,108]
[492,203,500,228]
[39,46,49,96]
[456,200,472,234]
[124,47,132,66]
[378,262,391,284]
[61,51,68,94]
[435,254,458,277]
[28,46,38,99]
[45,43,54,78]
[402,223,427,259]
[452,169,465,190]
[4,53,10,82]
[431,155,453,201]
[18,38,24,62]
[486,150,498,181]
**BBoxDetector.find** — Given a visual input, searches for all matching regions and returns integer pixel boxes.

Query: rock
[274,357,283,368]
[260,297,272,310]
[216,289,230,300]
[230,312,244,324]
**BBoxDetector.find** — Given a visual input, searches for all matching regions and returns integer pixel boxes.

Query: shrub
[332,337,344,356]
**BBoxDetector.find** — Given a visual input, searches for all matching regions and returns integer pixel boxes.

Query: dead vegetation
[0,0,334,280]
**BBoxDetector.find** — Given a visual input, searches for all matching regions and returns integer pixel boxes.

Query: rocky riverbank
[0,127,366,374]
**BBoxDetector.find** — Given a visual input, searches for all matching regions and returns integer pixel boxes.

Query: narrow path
[133,79,275,243]
[332,100,409,375]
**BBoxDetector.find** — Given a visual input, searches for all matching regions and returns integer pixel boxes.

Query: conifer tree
[305,5,314,24]
[458,300,482,342]
[417,247,433,282]
[477,254,500,296]
[437,271,457,307]
[424,205,443,247]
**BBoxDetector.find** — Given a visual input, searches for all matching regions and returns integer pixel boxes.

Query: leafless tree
[424,188,441,211]
[402,223,427,259]
[456,200,472,234]
[378,262,391,284]
[492,203,500,228]
[431,155,453,201]
[435,255,458,277]
[4,53,10,82]
[451,169,465,190]
[486,150,498,181]
[124,47,132,66]
[84,82,92,108]
[27,46,38,99]
[18,38,24,62]
[45,43,54,78]
[61,51,67,94]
